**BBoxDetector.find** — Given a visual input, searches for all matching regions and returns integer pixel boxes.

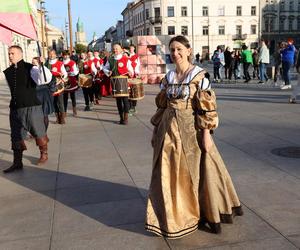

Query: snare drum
[111,76,129,97]
[128,78,144,100]
[79,74,93,88]
[52,77,66,96]
[64,75,79,92]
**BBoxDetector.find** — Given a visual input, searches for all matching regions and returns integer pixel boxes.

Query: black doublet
[4,60,41,109]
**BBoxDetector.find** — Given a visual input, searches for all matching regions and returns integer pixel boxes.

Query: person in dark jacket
[224,47,232,79]
[3,45,50,173]
[280,38,296,89]
[289,49,300,103]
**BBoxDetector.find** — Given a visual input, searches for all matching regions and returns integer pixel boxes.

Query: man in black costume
[3,45,50,173]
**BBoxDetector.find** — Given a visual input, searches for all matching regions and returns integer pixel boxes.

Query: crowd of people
[208,39,298,87]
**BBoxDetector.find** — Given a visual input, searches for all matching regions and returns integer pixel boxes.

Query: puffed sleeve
[192,87,219,130]
[150,78,167,126]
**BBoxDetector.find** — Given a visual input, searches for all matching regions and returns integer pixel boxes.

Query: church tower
[75,17,87,46]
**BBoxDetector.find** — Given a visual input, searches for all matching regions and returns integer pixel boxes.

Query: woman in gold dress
[145,36,243,239]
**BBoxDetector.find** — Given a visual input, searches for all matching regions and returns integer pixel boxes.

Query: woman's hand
[202,129,213,153]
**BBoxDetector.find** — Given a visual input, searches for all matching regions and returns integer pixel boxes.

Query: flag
[0,0,37,40]
[0,25,12,45]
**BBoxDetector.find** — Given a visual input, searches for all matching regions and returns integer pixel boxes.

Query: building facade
[122,0,260,59]
[261,0,300,53]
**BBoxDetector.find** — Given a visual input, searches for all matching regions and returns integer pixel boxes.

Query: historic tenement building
[261,0,300,53]
[122,0,260,58]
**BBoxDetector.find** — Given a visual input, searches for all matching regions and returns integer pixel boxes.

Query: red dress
[100,57,112,96]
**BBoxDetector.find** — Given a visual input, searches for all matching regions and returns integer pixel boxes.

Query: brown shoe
[60,112,66,124]
[123,112,129,125]
[72,107,77,116]
[55,113,61,124]
[37,145,48,165]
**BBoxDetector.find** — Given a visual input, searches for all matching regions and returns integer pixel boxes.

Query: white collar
[49,58,57,65]
[166,65,203,84]
[114,54,123,60]
[63,58,70,64]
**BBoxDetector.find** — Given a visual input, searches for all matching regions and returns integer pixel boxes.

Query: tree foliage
[74,43,87,54]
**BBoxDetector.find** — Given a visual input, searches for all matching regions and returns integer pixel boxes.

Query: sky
[45,0,128,42]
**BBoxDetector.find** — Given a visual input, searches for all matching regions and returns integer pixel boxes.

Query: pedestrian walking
[3,46,50,173]
[289,48,300,103]
[224,47,232,79]
[145,35,243,238]
[280,39,296,89]
[233,50,241,80]
[252,49,260,79]
[241,45,253,83]
[258,39,270,84]
[273,42,282,84]
[212,46,222,82]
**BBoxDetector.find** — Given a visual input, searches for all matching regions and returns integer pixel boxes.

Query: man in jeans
[258,39,270,84]
[281,39,296,90]
[289,49,300,103]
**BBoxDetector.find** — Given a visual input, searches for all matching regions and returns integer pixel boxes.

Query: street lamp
[67,0,73,53]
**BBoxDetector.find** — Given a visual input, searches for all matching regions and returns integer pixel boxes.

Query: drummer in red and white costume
[103,43,134,125]
[82,51,97,111]
[128,45,141,114]
[62,50,79,116]
[93,51,103,104]
[48,49,68,124]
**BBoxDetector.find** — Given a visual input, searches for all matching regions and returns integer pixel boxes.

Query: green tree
[74,43,87,54]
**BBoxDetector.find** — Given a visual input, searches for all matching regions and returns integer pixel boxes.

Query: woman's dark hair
[169,35,191,49]
[242,45,248,50]
[169,35,193,62]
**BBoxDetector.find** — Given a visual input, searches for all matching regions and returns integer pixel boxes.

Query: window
[218,6,225,16]
[236,6,242,16]
[154,27,161,35]
[202,26,209,35]
[181,6,187,16]
[251,6,256,16]
[265,18,269,32]
[236,25,242,35]
[289,0,294,11]
[168,6,174,17]
[218,25,225,35]
[202,6,208,16]
[181,26,188,35]
[251,25,257,34]
[280,1,285,11]
[154,7,160,17]
[145,9,149,20]
[289,19,293,30]
[298,0,300,11]
[270,18,274,31]
[297,18,300,30]
[146,28,150,35]
[168,26,175,35]
[279,19,285,30]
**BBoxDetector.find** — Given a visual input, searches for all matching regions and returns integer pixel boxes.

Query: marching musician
[32,57,54,132]
[93,51,103,104]
[103,43,134,125]
[47,49,68,124]
[3,46,50,173]
[82,51,97,111]
[99,50,112,97]
[128,45,141,115]
[62,50,79,116]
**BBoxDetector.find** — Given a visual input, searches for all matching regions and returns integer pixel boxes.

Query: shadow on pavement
[0,159,150,236]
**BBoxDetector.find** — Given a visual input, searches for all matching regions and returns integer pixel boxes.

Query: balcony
[232,34,247,40]
[149,16,162,24]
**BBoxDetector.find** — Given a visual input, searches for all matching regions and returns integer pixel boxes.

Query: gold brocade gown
[145,67,243,239]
